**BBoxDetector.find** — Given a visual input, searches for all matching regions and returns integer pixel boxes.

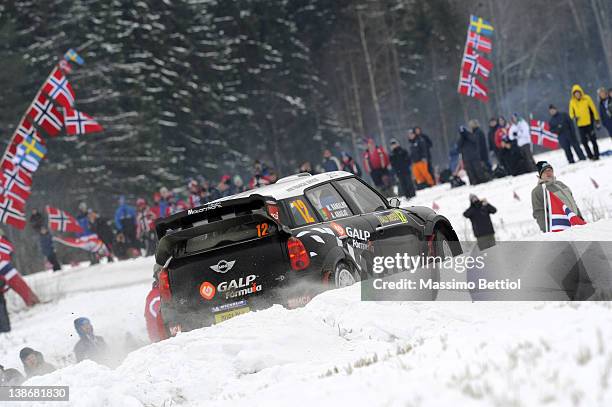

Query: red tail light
[159,268,172,301]
[287,237,310,270]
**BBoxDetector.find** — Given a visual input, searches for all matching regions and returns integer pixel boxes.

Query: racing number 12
[292,200,315,224]
[256,223,269,237]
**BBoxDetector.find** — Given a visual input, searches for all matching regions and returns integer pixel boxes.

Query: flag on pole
[63,107,103,135]
[462,46,493,79]
[466,31,492,53]
[64,49,84,65]
[46,206,84,233]
[469,15,494,36]
[0,236,14,261]
[546,189,586,232]
[53,234,109,255]
[1,167,32,203]
[13,135,47,172]
[458,74,489,102]
[42,67,76,108]
[530,120,559,149]
[27,93,64,136]
[0,195,26,229]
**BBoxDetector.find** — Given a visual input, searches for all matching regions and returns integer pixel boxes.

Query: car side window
[305,184,353,221]
[286,197,317,226]
[336,178,387,214]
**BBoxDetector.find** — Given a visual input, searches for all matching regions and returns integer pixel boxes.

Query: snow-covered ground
[2,140,612,407]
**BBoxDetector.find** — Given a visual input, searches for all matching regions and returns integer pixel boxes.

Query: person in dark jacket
[469,119,491,171]
[322,149,342,172]
[389,139,416,199]
[29,209,44,233]
[114,196,137,248]
[73,317,109,364]
[487,118,502,166]
[414,127,434,178]
[407,130,434,187]
[548,104,586,164]
[598,87,612,138]
[499,136,530,176]
[340,152,362,176]
[457,125,489,185]
[463,194,497,250]
[88,211,114,262]
[19,347,55,378]
[38,227,61,271]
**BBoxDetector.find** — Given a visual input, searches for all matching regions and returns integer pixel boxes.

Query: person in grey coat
[531,161,583,232]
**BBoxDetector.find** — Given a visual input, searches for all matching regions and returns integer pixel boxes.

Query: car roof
[216,171,354,201]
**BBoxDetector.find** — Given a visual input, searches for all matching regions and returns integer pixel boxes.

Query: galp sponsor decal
[218,275,262,299]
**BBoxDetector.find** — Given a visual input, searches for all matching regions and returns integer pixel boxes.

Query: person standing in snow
[340,152,362,177]
[145,264,168,343]
[0,233,40,333]
[487,117,501,167]
[321,149,342,172]
[75,202,92,236]
[38,226,62,271]
[362,138,393,195]
[19,348,55,378]
[407,131,434,188]
[569,84,601,160]
[136,198,157,257]
[73,317,109,364]
[469,119,491,171]
[88,211,115,262]
[114,196,137,248]
[531,161,583,233]
[457,125,489,185]
[388,138,415,199]
[29,208,44,233]
[597,87,612,138]
[509,113,536,172]
[414,127,434,178]
[463,194,497,250]
[548,104,586,164]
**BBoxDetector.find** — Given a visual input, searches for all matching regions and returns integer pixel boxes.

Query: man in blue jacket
[114,196,136,247]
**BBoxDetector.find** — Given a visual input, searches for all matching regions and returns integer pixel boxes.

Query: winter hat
[536,161,553,177]
[548,104,557,110]
[389,138,399,146]
[78,202,88,212]
[74,317,91,337]
[19,347,35,362]
[469,193,479,203]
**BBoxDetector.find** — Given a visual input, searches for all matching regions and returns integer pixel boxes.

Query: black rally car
[154,171,461,334]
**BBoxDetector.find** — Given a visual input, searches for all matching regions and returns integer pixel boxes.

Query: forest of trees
[0,0,609,272]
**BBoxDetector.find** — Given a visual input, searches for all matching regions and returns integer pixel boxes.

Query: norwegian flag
[64,107,103,135]
[1,167,32,203]
[53,234,109,255]
[14,119,44,145]
[27,93,64,136]
[46,206,83,233]
[42,67,75,109]
[462,46,493,79]
[0,236,14,261]
[546,189,586,232]
[466,31,492,54]
[458,74,489,102]
[530,120,559,149]
[0,195,26,229]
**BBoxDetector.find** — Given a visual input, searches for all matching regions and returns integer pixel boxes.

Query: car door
[333,178,423,274]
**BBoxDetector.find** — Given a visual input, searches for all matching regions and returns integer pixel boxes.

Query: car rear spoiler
[155,194,274,239]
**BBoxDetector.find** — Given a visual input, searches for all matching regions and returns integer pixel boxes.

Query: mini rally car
[154,171,461,334]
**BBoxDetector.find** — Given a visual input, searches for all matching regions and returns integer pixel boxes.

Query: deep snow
[1,139,612,407]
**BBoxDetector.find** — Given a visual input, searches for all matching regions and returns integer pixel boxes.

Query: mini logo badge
[210,260,236,273]
[199,281,216,300]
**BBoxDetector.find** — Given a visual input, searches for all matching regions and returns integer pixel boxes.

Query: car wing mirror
[388,197,401,208]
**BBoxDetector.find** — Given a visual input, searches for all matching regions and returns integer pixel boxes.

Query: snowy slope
[2,142,612,407]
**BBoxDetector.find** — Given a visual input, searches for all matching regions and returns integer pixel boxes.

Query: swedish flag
[64,48,84,65]
[469,15,494,37]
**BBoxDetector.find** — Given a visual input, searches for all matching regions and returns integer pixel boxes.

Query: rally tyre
[332,261,360,288]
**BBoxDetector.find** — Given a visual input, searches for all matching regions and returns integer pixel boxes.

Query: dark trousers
[476,234,496,251]
[578,125,599,159]
[396,172,415,199]
[46,252,62,271]
[519,144,537,171]
[0,293,10,333]
[559,134,586,163]
[464,160,489,185]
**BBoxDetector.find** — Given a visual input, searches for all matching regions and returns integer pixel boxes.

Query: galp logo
[210,260,236,274]
[199,281,216,300]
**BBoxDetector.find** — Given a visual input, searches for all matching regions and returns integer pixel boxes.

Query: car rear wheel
[333,261,360,288]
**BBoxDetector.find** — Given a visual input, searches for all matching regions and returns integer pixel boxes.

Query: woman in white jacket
[509,113,536,172]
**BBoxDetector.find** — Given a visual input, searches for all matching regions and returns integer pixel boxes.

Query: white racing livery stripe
[310,235,325,244]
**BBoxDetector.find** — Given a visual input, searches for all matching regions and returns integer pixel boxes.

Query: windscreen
[184,218,277,254]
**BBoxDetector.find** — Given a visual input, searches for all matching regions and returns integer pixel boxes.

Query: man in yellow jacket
[569,84,601,160]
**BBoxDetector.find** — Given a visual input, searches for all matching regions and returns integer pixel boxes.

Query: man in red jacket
[144,265,168,342]
[0,235,40,333]
[362,138,391,195]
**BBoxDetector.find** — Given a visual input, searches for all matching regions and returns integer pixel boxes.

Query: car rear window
[285,197,317,227]
[184,219,276,254]
[305,183,353,221]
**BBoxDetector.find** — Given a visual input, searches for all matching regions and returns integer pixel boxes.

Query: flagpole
[542,184,549,233]
[457,15,472,93]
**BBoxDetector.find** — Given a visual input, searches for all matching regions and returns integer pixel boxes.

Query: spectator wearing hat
[407,131,434,188]
[389,139,415,199]
[548,104,586,164]
[19,347,55,378]
[73,317,109,364]
[531,161,583,232]
[569,84,600,160]
[463,194,497,250]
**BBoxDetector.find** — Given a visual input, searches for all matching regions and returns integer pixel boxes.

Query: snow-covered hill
[2,141,612,407]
